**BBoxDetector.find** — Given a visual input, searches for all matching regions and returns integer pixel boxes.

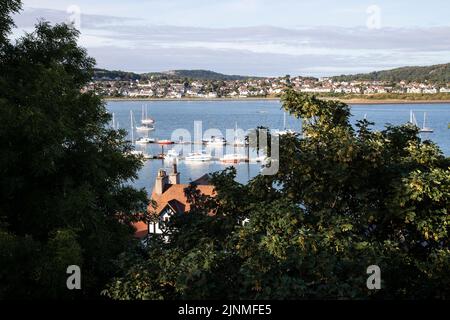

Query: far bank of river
[104,97,450,105]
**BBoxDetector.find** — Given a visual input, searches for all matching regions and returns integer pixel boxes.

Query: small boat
[419,112,433,133]
[273,112,296,136]
[185,152,212,162]
[231,122,246,146]
[135,137,154,145]
[204,136,226,146]
[130,150,153,160]
[409,110,418,126]
[272,128,296,136]
[141,105,155,125]
[220,153,247,164]
[157,139,174,145]
[136,124,155,132]
[129,111,151,160]
[141,118,155,125]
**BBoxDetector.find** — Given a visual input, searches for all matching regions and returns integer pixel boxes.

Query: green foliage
[0,8,148,298]
[0,0,21,46]
[319,92,450,101]
[333,63,450,84]
[93,68,141,81]
[104,90,450,300]
[94,69,258,82]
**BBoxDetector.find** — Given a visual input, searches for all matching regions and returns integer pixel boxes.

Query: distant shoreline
[104,97,450,105]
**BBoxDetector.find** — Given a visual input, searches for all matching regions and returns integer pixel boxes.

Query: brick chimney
[154,169,168,195]
[169,163,180,185]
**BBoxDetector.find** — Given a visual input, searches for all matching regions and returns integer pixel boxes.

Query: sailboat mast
[423,112,426,129]
[130,110,134,143]
[112,112,115,129]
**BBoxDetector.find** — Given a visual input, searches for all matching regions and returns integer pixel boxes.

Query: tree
[0,5,147,299]
[0,0,21,47]
[104,89,449,300]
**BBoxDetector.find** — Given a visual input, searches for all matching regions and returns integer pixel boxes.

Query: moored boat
[204,136,226,146]
[220,153,247,163]
[185,152,212,162]
[136,124,155,132]
[135,137,155,144]
[157,139,174,145]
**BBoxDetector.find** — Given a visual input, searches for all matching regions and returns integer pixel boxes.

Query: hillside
[93,69,257,81]
[93,69,141,81]
[160,69,256,80]
[333,63,450,84]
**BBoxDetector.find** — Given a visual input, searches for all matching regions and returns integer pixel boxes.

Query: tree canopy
[104,89,450,300]
[333,63,450,84]
[0,4,147,299]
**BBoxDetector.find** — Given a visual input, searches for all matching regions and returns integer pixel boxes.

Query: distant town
[84,76,450,99]
[83,65,450,100]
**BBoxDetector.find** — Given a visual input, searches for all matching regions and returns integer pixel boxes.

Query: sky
[10,0,450,77]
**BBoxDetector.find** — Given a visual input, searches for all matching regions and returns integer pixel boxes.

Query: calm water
[107,100,450,193]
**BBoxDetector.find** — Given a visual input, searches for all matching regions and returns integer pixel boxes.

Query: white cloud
[11,6,450,77]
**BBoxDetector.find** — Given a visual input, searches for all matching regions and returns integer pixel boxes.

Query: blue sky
[12,0,450,76]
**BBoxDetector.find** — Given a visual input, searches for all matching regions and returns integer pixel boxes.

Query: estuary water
[106,100,450,193]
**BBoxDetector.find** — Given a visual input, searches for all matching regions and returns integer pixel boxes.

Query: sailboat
[409,110,433,133]
[221,122,247,163]
[409,110,418,126]
[111,112,116,129]
[419,112,433,133]
[204,136,226,146]
[185,151,212,162]
[232,122,246,146]
[273,112,295,136]
[136,106,155,131]
[141,105,155,125]
[135,136,155,145]
[129,110,152,159]
[136,123,155,132]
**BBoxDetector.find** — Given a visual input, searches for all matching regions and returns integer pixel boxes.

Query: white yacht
[141,105,155,125]
[136,124,155,132]
[184,152,212,162]
[419,112,433,133]
[135,137,154,145]
[130,150,152,160]
[273,112,295,136]
[410,110,433,133]
[204,136,226,146]
[272,128,296,136]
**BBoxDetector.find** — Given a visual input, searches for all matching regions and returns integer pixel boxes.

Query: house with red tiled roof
[133,164,215,239]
